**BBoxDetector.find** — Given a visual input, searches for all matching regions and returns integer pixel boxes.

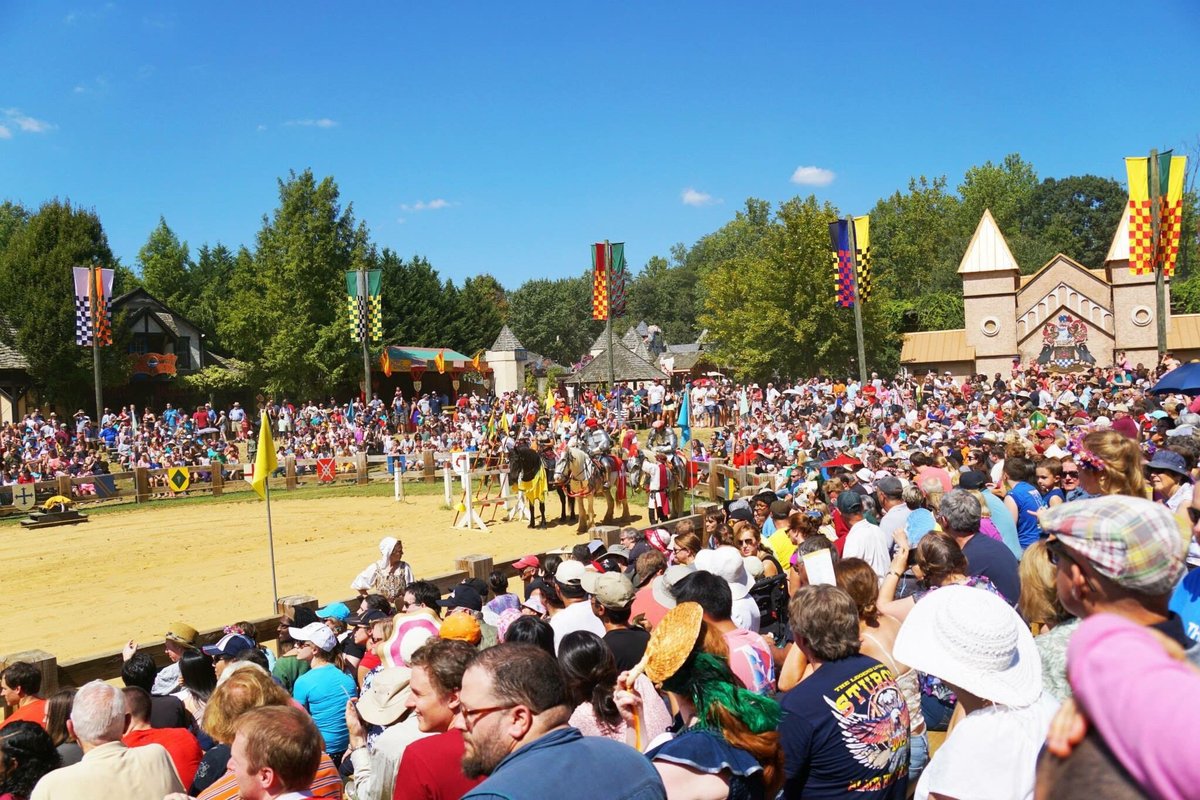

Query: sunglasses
[737,538,757,545]
[1060,470,1079,478]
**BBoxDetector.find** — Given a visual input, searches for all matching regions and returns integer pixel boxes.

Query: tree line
[1,154,1196,407]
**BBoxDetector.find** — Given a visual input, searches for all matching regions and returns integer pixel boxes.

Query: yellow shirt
[766,529,797,567]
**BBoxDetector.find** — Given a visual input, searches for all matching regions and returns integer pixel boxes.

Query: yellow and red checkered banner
[1125,154,1188,276]
[592,242,609,320]
[1158,155,1187,276]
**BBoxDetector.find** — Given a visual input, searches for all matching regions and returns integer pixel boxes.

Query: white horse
[627,452,688,524]
[554,447,629,533]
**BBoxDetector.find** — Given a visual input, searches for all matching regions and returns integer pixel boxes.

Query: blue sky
[2,2,1198,289]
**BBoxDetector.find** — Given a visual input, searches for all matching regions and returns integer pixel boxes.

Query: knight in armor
[646,419,678,458]
[582,417,612,456]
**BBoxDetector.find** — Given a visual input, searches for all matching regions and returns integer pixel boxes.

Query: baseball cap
[555,559,588,586]
[438,584,483,612]
[439,611,482,645]
[958,470,989,491]
[876,476,904,498]
[512,555,540,570]
[581,571,636,609]
[315,602,351,621]
[345,609,387,628]
[835,491,864,515]
[769,500,791,519]
[288,622,337,653]
[1040,495,1189,595]
[202,633,256,660]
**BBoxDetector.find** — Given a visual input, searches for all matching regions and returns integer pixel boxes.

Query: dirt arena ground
[0,488,655,661]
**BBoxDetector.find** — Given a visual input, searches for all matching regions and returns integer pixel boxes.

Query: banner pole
[359,267,373,405]
[265,473,279,611]
[1150,149,1167,357]
[846,217,868,385]
[91,265,104,424]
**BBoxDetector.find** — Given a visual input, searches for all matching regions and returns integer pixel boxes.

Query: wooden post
[133,466,151,503]
[285,456,297,490]
[356,452,369,485]
[694,501,718,518]
[708,457,724,501]
[211,469,224,497]
[56,475,73,498]
[593,525,622,547]
[423,451,436,483]
[276,594,319,619]
[455,554,494,583]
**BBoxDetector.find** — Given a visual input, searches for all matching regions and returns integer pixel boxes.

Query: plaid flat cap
[1040,495,1189,595]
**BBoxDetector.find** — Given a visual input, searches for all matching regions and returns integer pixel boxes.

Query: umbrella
[782,388,804,396]
[821,454,862,469]
[197,427,219,435]
[1149,362,1200,396]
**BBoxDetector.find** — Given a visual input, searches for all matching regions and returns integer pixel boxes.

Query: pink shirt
[723,628,775,694]
[1068,614,1200,800]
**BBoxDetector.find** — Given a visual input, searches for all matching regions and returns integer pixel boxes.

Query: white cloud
[285,118,338,128]
[681,187,719,207]
[4,109,55,133]
[400,198,454,212]
[790,165,835,186]
[0,126,11,140]
[256,124,267,132]
[73,85,87,94]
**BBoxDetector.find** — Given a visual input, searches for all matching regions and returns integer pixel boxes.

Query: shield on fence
[167,467,191,493]
[11,484,37,513]
[316,458,336,483]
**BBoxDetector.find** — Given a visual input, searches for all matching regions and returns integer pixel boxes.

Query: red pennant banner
[316,458,336,482]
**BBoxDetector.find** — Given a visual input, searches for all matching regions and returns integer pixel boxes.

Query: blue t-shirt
[779,654,909,800]
[1169,569,1200,644]
[292,663,357,753]
[1008,481,1046,549]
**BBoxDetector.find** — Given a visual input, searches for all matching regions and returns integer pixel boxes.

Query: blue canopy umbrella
[1149,362,1200,396]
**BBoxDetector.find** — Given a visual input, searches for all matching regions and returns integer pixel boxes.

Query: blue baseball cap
[315,601,351,621]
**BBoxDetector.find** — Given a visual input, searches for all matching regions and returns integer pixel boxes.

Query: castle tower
[959,209,1020,376]
[1104,211,1162,366]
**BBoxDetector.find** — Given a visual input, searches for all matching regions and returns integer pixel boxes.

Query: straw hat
[893,584,1041,708]
[638,601,704,684]
[355,667,413,726]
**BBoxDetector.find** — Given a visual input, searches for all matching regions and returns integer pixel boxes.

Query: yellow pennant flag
[1125,157,1154,275]
[435,349,446,374]
[544,384,556,414]
[251,411,278,500]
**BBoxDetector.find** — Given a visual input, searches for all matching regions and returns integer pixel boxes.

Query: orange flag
[381,349,393,377]
[435,349,446,374]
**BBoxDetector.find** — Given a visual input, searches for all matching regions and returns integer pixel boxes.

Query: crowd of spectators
[3,353,1200,798]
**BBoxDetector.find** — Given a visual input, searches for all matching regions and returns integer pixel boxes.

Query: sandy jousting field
[1,490,651,661]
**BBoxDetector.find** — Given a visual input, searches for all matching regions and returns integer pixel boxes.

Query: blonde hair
[1080,430,1147,498]
[962,488,991,518]
[202,668,292,744]
[1018,541,1069,629]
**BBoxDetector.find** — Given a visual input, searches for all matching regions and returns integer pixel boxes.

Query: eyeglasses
[458,703,514,731]
[737,538,757,545]
[1060,470,1079,479]
[1045,539,1077,569]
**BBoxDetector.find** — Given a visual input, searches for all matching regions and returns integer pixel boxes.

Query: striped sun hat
[1040,495,1189,596]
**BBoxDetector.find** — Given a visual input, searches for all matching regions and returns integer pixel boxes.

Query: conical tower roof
[1104,209,1130,263]
[489,325,525,352]
[958,209,1019,274]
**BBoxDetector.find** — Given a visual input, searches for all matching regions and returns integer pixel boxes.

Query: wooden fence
[0,504,717,713]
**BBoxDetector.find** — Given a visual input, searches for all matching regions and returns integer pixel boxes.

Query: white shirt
[549,599,606,652]
[730,595,761,633]
[916,695,1058,800]
[842,519,892,580]
[877,503,910,543]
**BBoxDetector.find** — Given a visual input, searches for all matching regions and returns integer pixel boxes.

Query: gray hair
[70,680,127,744]
[939,489,982,535]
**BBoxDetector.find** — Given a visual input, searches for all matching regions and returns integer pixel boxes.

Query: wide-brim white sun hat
[893,584,1042,709]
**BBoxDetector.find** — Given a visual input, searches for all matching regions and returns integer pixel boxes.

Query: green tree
[626,254,703,344]
[0,201,29,253]
[217,170,370,397]
[378,250,459,346]
[957,153,1040,271]
[187,243,237,341]
[508,274,599,365]
[454,274,506,355]
[0,200,129,406]
[1020,175,1127,269]
[138,217,191,308]
[699,196,899,379]
[869,175,965,331]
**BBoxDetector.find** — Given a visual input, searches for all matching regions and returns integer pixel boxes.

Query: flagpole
[1150,149,1167,357]
[265,471,279,611]
[359,267,373,405]
[606,240,616,396]
[91,264,104,424]
[846,216,868,385]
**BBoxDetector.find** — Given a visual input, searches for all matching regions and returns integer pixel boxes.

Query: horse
[508,446,573,528]
[553,446,629,533]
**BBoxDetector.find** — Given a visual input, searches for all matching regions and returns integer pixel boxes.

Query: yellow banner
[1160,155,1188,276]
[1125,157,1154,275]
[167,467,190,493]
